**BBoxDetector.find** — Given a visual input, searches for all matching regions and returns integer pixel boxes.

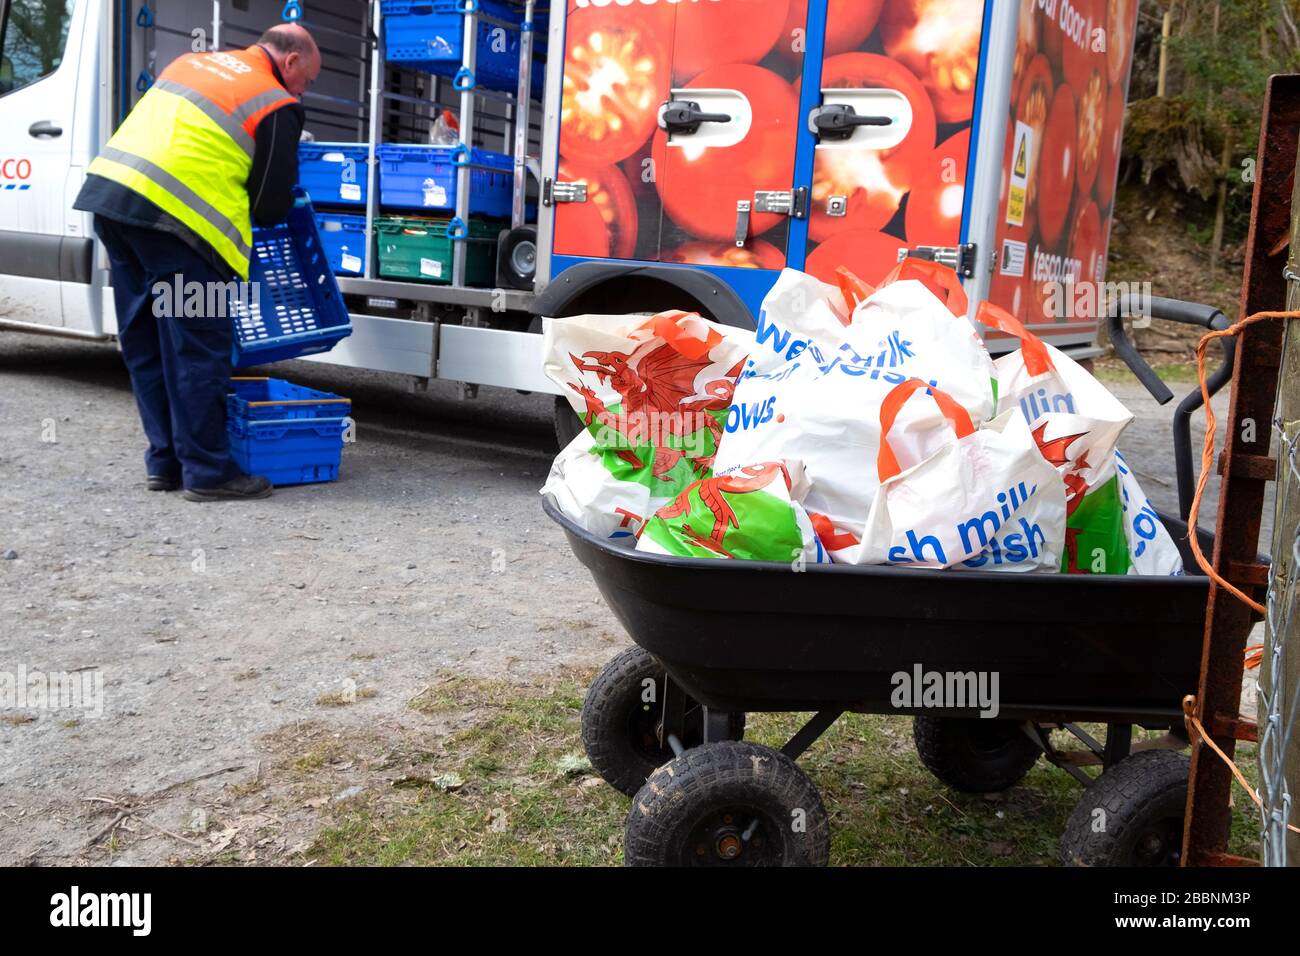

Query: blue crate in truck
[315,212,368,276]
[376,143,513,218]
[298,142,370,207]
[226,377,351,486]
[381,0,544,97]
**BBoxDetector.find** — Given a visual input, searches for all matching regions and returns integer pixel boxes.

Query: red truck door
[987,0,1140,351]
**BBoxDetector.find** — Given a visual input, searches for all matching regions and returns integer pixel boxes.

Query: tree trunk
[1210,130,1234,271]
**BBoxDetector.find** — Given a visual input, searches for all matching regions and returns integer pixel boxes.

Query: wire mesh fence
[1259,415,1299,866]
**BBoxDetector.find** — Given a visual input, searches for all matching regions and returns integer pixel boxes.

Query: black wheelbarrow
[544,298,1257,867]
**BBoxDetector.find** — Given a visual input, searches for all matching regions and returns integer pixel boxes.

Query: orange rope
[1182,312,1300,836]
[1182,695,1300,836]
[1187,310,1300,614]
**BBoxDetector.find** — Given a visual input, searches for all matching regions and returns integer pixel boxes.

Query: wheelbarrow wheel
[1060,749,1190,867]
[624,741,830,867]
[554,396,584,450]
[912,716,1041,793]
[582,646,745,798]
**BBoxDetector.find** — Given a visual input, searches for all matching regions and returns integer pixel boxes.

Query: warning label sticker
[999,239,1027,278]
[1006,121,1031,228]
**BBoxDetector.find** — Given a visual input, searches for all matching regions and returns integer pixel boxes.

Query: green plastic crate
[374,216,499,286]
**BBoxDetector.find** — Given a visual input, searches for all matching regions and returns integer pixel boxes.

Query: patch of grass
[2,713,36,726]
[304,675,1262,866]
[407,674,518,715]
[293,742,347,773]
[317,687,376,707]
[1093,361,1200,385]
[234,669,259,682]
[62,718,80,729]
[349,653,377,662]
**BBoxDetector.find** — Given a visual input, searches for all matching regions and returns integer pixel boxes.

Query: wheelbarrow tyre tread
[1059,749,1190,867]
[624,741,830,867]
[582,646,744,798]
[912,716,1041,793]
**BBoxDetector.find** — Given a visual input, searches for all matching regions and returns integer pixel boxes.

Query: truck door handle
[660,100,732,136]
[28,121,63,138]
[810,104,891,142]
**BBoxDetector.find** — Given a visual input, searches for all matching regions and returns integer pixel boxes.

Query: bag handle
[879,258,970,318]
[808,512,862,552]
[646,310,723,361]
[877,378,976,482]
[976,301,1054,377]
[834,266,874,322]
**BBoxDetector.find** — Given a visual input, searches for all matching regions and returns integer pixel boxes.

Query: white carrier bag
[746,267,873,373]
[543,429,669,543]
[715,260,998,564]
[859,379,1067,572]
[1115,451,1185,576]
[985,302,1133,495]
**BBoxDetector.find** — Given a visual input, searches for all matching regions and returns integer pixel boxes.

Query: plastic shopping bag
[986,302,1133,492]
[542,429,668,543]
[1115,451,1185,575]
[859,379,1067,572]
[637,460,827,564]
[545,309,753,476]
[983,303,1135,574]
[747,268,865,373]
[715,263,997,564]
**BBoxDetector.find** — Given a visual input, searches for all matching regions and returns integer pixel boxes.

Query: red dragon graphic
[1032,423,1091,518]
[568,339,743,475]
[653,463,789,558]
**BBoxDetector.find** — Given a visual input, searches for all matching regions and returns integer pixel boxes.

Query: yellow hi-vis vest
[88,47,298,279]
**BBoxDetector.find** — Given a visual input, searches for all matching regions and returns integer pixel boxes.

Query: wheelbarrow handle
[1106,294,1237,521]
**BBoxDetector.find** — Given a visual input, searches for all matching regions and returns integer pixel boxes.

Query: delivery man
[73,24,322,501]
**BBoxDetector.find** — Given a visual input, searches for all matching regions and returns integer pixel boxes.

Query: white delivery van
[0,0,1139,441]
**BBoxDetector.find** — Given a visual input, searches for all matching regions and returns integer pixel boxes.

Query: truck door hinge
[754,187,808,220]
[542,178,587,207]
[901,243,978,279]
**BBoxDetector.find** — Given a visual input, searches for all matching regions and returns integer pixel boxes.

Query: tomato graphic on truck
[545,0,1139,356]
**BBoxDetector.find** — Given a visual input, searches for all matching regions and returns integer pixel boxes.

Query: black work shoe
[147,475,181,492]
[181,475,273,502]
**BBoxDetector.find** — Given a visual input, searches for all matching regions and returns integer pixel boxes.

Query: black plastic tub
[543,495,1214,724]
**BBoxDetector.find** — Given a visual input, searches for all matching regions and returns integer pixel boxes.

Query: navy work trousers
[94,216,242,490]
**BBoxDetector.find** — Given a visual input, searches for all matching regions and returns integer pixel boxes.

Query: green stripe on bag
[1062,476,1131,575]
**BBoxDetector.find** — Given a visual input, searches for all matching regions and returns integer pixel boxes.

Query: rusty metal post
[1181,75,1300,867]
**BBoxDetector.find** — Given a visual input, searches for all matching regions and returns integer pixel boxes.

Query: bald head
[258,23,320,96]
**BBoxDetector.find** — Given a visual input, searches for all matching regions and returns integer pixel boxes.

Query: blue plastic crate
[376,143,513,217]
[299,142,370,207]
[316,212,368,276]
[382,0,543,97]
[227,378,351,486]
[231,190,353,368]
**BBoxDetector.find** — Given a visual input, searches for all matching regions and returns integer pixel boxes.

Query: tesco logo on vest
[207,51,252,74]
[1,158,33,181]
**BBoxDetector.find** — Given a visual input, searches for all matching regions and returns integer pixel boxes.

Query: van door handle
[29,121,63,138]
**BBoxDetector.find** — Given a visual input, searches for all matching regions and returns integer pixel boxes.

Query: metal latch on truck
[735,189,808,247]
[900,244,979,279]
[542,178,588,206]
